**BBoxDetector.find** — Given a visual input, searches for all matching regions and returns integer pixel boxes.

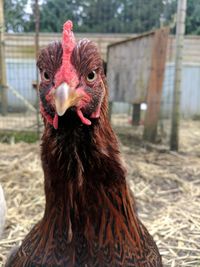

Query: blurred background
[1,0,200,145]
[0,0,200,266]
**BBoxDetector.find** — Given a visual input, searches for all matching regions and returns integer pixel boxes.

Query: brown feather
[6,40,162,267]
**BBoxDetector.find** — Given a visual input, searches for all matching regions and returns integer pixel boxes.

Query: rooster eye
[86,71,97,82]
[42,71,50,82]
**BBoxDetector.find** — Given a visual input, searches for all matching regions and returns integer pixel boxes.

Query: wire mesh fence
[0,33,39,133]
[0,0,200,148]
[1,2,200,266]
[110,33,200,146]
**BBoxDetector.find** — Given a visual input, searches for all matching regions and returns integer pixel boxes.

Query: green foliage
[186,0,200,35]
[163,1,177,25]
[4,0,200,35]
[4,0,28,32]
[4,0,165,33]
[163,0,200,35]
[0,131,38,143]
[37,0,84,32]
[37,0,164,33]
[78,0,123,33]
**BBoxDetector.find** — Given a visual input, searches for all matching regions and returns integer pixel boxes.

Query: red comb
[55,20,78,87]
[64,20,73,31]
[62,20,75,51]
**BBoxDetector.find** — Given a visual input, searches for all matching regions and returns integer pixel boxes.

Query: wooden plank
[132,104,141,126]
[107,32,154,103]
[170,0,187,151]
[108,30,155,49]
[0,0,7,115]
[5,33,135,42]
[4,33,136,61]
[166,36,200,63]
[143,27,170,142]
[3,33,200,63]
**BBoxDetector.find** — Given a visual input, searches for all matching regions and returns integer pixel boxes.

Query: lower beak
[53,82,81,116]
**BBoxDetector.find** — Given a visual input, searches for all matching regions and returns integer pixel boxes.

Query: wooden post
[143,28,169,142]
[34,0,40,138]
[108,101,113,121]
[132,104,141,126]
[170,0,187,151]
[0,0,7,115]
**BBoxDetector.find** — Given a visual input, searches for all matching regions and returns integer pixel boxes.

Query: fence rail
[1,32,200,134]
[5,33,136,61]
[4,33,200,63]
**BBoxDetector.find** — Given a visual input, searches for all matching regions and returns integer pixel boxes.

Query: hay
[0,120,200,266]
[0,143,44,265]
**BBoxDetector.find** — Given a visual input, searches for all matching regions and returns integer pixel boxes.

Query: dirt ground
[0,119,200,267]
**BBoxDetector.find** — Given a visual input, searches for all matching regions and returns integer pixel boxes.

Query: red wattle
[77,109,91,125]
[53,114,58,129]
[90,105,101,118]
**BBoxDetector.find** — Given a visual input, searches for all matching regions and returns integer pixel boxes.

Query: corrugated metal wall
[162,63,200,119]
[6,59,37,111]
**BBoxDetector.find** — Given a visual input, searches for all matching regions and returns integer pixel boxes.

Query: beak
[53,82,81,116]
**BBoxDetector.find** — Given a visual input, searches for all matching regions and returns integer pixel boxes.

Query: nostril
[75,83,82,90]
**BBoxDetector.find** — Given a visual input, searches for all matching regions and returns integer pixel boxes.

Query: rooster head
[37,20,105,129]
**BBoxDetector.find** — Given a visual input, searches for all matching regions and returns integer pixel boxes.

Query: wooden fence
[4,33,200,64]
[107,28,169,142]
[1,32,200,126]
[4,33,136,61]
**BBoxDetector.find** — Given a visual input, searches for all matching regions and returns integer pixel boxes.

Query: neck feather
[35,112,145,260]
[41,111,126,210]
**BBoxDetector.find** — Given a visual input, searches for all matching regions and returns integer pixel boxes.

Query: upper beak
[53,82,81,116]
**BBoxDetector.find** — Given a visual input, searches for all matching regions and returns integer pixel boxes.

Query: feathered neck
[37,110,145,264]
[41,109,126,205]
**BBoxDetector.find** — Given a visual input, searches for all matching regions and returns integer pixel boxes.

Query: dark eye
[42,71,50,82]
[86,71,97,82]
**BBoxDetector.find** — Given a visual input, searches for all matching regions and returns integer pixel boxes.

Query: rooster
[6,21,162,267]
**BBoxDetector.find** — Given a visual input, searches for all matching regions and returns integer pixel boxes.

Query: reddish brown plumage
[6,22,162,267]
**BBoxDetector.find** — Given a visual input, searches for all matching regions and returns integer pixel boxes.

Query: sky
[25,0,44,14]
[25,0,32,13]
